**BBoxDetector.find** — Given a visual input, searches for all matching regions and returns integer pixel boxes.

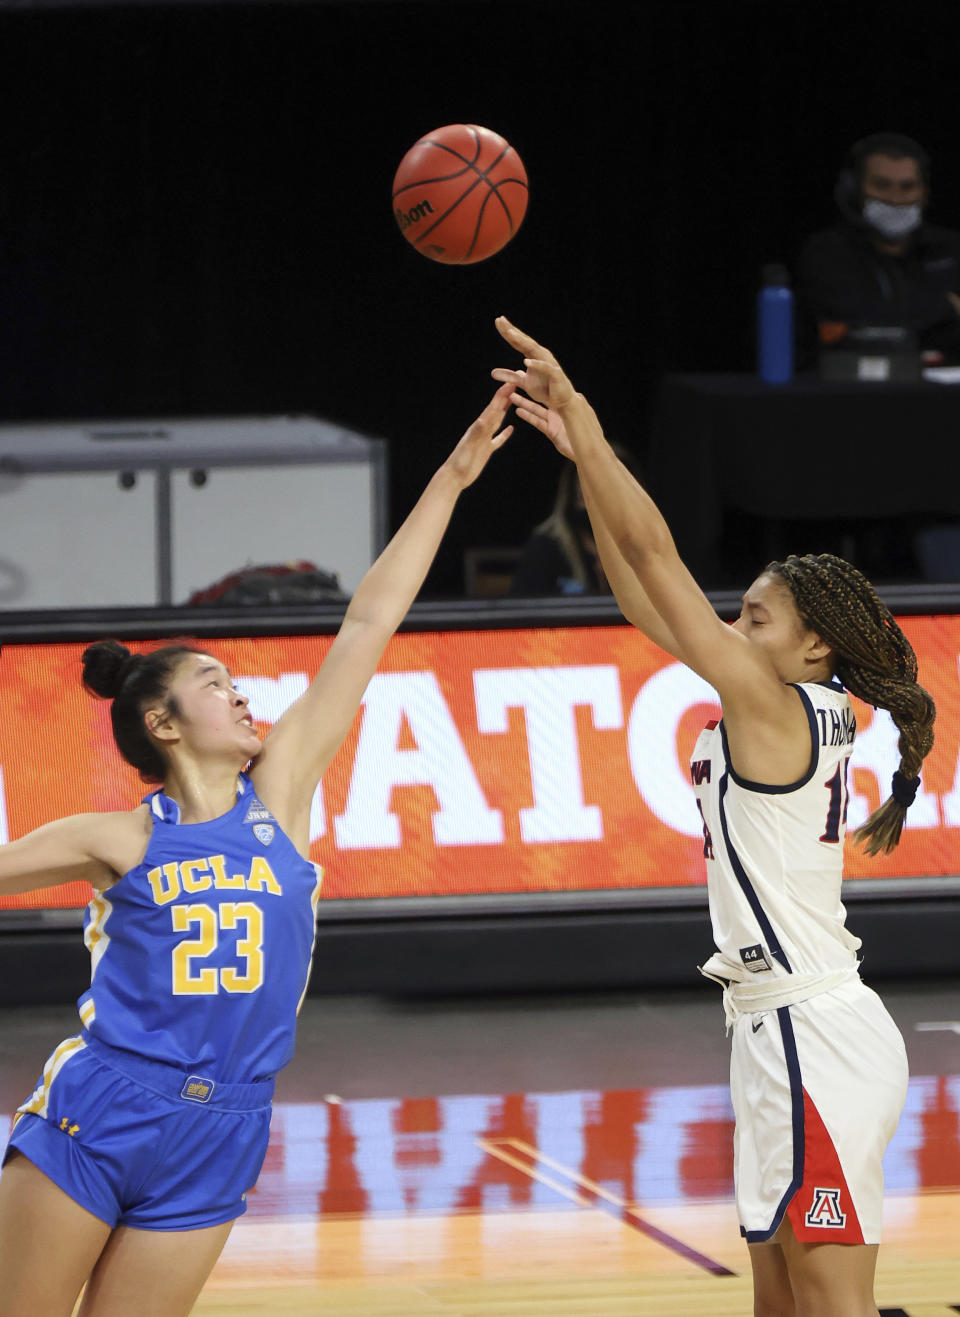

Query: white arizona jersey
[691,680,862,983]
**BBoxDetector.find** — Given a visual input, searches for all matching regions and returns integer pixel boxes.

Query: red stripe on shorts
[786,1087,864,1244]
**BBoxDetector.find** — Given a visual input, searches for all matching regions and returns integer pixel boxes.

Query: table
[645,373,960,584]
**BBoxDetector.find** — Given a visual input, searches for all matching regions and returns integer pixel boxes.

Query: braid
[768,553,935,856]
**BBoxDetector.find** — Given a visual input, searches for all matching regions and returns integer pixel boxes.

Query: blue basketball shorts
[2,1033,274,1231]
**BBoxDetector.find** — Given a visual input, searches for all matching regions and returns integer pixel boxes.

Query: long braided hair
[767,553,935,856]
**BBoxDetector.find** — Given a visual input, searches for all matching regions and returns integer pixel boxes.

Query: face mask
[862,197,922,241]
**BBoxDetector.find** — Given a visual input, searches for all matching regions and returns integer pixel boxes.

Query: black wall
[4,890,959,1004]
[4,0,960,591]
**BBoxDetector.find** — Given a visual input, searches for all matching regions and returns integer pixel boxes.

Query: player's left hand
[442,381,514,489]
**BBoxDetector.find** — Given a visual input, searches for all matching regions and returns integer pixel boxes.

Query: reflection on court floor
[242,1074,960,1221]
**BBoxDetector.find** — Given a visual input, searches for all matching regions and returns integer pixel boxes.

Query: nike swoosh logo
[751,1018,764,1033]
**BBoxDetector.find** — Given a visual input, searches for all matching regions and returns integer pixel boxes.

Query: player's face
[732,574,827,683]
[166,654,263,762]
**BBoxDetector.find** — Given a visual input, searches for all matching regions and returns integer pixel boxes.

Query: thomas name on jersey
[816,705,856,747]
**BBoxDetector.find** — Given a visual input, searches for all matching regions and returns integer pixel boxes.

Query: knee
[753,1284,796,1317]
[754,1301,796,1317]
[794,1300,876,1317]
[789,1276,877,1317]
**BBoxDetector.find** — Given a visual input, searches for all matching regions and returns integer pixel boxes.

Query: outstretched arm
[0,814,136,896]
[492,318,789,710]
[252,383,514,830]
[494,318,832,792]
[491,381,684,657]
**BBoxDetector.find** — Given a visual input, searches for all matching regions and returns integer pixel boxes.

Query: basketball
[392,124,528,265]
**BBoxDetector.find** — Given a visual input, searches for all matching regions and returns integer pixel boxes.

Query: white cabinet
[0,469,157,609]
[0,417,386,609]
[171,462,380,602]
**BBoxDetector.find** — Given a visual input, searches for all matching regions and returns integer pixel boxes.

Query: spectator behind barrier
[510,444,638,597]
[798,133,960,364]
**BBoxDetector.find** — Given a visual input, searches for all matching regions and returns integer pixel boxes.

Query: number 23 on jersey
[146,853,282,996]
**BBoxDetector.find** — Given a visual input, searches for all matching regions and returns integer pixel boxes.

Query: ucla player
[0,384,514,1317]
[493,318,934,1317]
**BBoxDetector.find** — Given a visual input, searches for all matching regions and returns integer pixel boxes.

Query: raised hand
[492,316,576,411]
[505,393,574,461]
[442,380,514,489]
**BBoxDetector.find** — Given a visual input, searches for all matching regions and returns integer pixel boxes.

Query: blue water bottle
[757,263,794,385]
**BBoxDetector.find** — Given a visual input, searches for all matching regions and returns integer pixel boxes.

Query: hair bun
[82,640,140,700]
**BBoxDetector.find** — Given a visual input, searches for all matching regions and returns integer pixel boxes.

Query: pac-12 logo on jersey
[253,823,275,846]
[804,1187,847,1228]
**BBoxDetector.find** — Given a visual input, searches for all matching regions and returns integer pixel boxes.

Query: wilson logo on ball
[395,200,436,231]
[392,123,528,265]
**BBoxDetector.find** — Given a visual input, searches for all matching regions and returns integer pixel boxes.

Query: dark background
[3,0,960,593]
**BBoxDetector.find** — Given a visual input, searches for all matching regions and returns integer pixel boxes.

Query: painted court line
[477,1136,736,1277]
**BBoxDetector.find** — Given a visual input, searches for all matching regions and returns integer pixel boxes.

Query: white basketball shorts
[729,976,908,1244]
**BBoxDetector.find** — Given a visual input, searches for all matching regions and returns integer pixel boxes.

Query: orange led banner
[1,617,959,910]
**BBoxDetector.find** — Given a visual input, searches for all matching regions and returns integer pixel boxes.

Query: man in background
[798,132,960,362]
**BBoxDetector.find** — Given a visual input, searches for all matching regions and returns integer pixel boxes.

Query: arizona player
[0,383,514,1317]
[493,317,933,1317]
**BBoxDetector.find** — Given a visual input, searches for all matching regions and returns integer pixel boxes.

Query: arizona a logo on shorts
[804,1186,847,1228]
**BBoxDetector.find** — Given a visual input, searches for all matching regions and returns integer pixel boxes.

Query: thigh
[77,1219,235,1317]
[776,1215,880,1317]
[748,1240,795,1317]
[0,1151,112,1317]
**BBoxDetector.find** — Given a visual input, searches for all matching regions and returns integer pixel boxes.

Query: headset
[834,132,931,224]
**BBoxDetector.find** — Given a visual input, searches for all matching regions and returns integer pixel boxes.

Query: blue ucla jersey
[78,774,323,1084]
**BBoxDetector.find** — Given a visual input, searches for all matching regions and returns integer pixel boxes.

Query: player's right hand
[492,317,577,413]
[498,392,575,462]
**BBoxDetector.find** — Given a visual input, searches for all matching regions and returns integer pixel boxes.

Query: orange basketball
[392,124,528,265]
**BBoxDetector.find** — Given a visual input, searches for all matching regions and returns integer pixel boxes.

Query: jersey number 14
[820,757,851,844]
